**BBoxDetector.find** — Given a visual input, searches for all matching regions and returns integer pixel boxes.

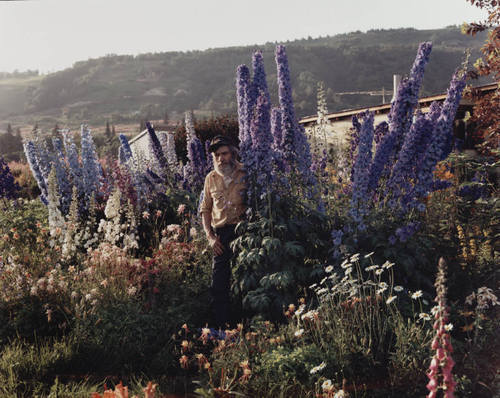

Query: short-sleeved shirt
[199,162,246,229]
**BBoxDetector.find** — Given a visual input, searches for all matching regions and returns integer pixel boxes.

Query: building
[299,82,497,152]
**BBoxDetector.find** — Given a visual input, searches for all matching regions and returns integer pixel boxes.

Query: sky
[0,0,489,73]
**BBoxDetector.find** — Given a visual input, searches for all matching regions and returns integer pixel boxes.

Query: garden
[0,20,498,398]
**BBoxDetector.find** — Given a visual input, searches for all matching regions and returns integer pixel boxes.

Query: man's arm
[202,211,224,256]
[200,175,224,256]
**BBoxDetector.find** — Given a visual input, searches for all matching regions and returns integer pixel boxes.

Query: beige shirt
[199,162,246,228]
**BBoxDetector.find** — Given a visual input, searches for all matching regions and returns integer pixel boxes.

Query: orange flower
[181,340,189,353]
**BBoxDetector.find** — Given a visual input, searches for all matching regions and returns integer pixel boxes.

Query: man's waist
[215,224,238,234]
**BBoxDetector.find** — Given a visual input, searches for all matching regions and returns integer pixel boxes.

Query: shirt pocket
[210,189,226,210]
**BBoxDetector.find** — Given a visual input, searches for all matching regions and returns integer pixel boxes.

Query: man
[199,135,246,328]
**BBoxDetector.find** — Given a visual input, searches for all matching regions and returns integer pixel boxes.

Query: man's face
[213,145,233,168]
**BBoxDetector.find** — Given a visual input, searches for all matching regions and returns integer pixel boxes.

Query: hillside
[0,26,488,131]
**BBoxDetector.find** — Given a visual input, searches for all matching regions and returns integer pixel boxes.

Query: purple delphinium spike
[145,121,170,181]
[63,130,84,202]
[349,111,374,231]
[248,90,275,202]
[118,134,133,163]
[252,51,270,104]
[271,107,283,150]
[0,157,20,201]
[374,121,388,145]
[413,70,466,200]
[205,140,213,171]
[387,111,431,207]
[349,115,362,182]
[81,125,104,202]
[368,42,432,192]
[183,115,207,194]
[275,44,297,170]
[275,45,320,202]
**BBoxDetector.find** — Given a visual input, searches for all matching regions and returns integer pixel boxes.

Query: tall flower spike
[414,70,466,199]
[275,44,297,171]
[275,44,319,202]
[248,89,275,202]
[51,137,72,214]
[23,140,48,204]
[145,121,170,182]
[349,111,374,231]
[81,125,104,202]
[236,65,252,164]
[368,42,432,192]
[252,51,270,104]
[119,134,133,164]
[0,157,20,200]
[426,257,456,398]
[182,114,207,194]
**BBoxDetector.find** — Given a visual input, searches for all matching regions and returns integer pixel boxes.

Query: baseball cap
[208,135,234,153]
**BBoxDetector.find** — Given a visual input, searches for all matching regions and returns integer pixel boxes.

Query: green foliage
[231,197,330,321]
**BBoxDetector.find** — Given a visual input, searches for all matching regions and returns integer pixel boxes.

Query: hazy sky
[0,0,489,73]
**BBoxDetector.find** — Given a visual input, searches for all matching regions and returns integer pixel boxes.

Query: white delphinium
[62,186,80,259]
[98,188,123,245]
[47,168,66,248]
[122,199,139,251]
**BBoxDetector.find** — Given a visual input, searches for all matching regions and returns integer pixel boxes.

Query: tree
[105,120,112,140]
[463,0,499,153]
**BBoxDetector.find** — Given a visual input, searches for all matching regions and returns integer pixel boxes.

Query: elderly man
[199,135,246,328]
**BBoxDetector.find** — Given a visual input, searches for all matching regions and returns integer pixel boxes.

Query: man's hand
[208,234,224,256]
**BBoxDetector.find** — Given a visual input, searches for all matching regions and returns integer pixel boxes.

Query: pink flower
[142,211,150,220]
[426,377,437,392]
[429,357,439,372]
[177,204,186,215]
[155,210,162,218]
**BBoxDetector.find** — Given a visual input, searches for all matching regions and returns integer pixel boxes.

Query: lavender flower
[368,42,432,192]
[205,140,213,171]
[0,158,20,200]
[119,134,133,164]
[275,45,320,202]
[252,51,270,104]
[349,111,374,231]
[414,70,466,199]
[183,113,207,193]
[81,125,104,201]
[145,122,170,181]
[247,90,275,201]
[275,44,297,171]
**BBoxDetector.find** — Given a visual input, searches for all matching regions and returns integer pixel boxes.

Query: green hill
[0,27,487,131]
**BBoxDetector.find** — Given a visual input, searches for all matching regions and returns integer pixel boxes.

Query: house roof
[299,82,498,126]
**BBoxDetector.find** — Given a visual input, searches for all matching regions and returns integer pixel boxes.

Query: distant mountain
[0,27,487,130]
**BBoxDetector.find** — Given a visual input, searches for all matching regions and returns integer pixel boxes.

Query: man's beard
[214,160,235,177]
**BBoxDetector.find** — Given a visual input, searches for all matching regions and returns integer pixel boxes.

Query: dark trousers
[211,224,236,328]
